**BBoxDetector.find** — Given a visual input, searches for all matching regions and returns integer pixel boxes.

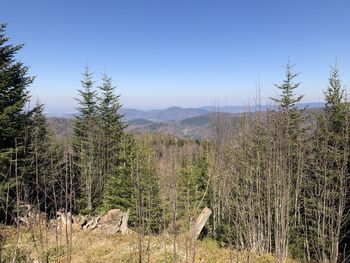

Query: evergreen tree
[24,102,66,215]
[270,63,308,261]
[24,102,48,205]
[177,141,209,227]
[101,132,135,213]
[0,23,34,223]
[194,142,210,208]
[97,74,125,198]
[324,65,348,134]
[72,67,99,213]
[305,65,349,262]
[132,135,162,233]
[103,133,162,232]
[177,156,196,222]
[271,63,305,141]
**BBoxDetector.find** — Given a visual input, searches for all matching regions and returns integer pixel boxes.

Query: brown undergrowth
[0,225,299,263]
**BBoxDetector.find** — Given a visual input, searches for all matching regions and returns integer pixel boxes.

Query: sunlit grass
[1,225,300,262]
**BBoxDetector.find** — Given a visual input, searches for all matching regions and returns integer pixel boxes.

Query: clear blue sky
[2,0,350,112]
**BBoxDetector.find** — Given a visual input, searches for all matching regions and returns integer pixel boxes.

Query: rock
[16,204,47,227]
[99,209,124,224]
[83,216,100,230]
[72,215,87,230]
[99,209,125,235]
[52,208,130,235]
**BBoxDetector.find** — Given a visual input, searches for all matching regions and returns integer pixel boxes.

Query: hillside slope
[1,226,298,263]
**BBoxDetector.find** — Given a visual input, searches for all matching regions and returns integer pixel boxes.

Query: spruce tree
[177,141,210,227]
[306,65,349,262]
[102,133,162,232]
[97,74,125,197]
[270,63,307,260]
[0,23,34,223]
[101,132,135,213]
[177,156,196,223]
[72,67,99,213]
[324,65,348,134]
[24,102,48,205]
[271,63,305,140]
[132,135,162,233]
[24,102,64,215]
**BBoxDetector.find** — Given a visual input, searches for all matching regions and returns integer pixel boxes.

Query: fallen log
[192,207,212,240]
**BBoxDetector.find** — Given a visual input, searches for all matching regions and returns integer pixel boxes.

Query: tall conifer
[0,23,34,222]
[97,74,125,196]
[72,67,99,213]
[305,65,349,262]
[101,132,135,213]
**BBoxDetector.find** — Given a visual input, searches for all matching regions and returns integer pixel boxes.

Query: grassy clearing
[0,225,299,263]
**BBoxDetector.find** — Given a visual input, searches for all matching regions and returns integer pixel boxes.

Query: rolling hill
[47,103,324,139]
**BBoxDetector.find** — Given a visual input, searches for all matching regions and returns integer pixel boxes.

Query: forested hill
[47,112,239,139]
[47,102,324,120]
[48,106,322,139]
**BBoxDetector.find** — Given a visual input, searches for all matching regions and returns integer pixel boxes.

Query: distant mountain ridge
[121,102,324,121]
[200,102,324,113]
[46,102,325,122]
[48,104,324,139]
[120,106,208,122]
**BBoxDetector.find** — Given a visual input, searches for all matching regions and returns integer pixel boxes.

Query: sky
[1,0,350,112]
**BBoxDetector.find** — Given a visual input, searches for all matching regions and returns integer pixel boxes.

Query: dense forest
[1,23,350,263]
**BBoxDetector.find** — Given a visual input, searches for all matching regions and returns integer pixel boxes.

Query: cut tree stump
[192,207,212,240]
[120,208,130,234]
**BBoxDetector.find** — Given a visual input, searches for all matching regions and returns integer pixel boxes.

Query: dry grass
[0,225,299,263]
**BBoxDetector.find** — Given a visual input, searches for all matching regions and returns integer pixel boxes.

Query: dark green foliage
[24,103,49,205]
[132,136,162,233]
[0,24,33,148]
[72,67,99,213]
[324,65,348,135]
[271,63,303,110]
[303,65,349,262]
[177,141,210,227]
[101,132,135,213]
[0,23,33,223]
[97,74,125,200]
[271,64,308,259]
[180,114,211,126]
[270,63,307,141]
[0,24,68,223]
[24,103,68,215]
[73,70,128,214]
[75,68,97,120]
